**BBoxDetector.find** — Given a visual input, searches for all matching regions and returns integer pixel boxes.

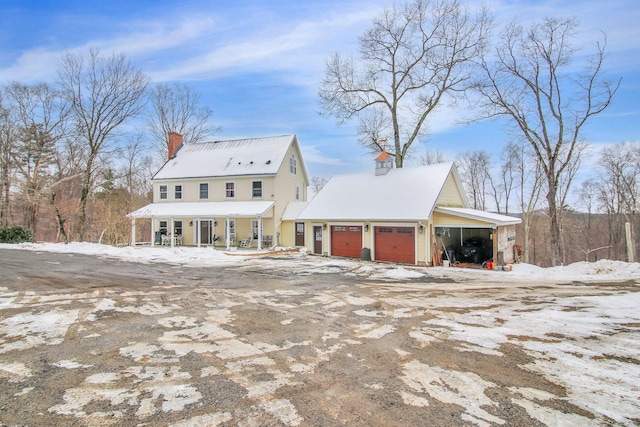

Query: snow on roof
[153,135,297,180]
[128,201,275,219]
[434,207,522,226]
[281,202,308,221]
[297,163,455,221]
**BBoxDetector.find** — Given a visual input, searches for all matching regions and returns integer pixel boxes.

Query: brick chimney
[167,132,183,160]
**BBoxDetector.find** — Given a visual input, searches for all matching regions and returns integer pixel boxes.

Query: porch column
[257,217,263,250]
[170,217,175,247]
[195,218,200,248]
[150,217,156,246]
[226,216,231,249]
[131,218,136,246]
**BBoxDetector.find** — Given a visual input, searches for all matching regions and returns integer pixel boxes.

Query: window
[159,220,167,233]
[159,185,168,200]
[252,181,262,198]
[199,183,208,199]
[289,153,297,174]
[225,182,235,198]
[174,220,183,236]
[295,185,300,201]
[174,184,182,200]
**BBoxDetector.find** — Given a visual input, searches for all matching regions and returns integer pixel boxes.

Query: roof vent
[266,160,271,164]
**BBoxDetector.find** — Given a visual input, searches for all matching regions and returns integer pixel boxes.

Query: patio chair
[239,235,253,248]
[261,235,273,249]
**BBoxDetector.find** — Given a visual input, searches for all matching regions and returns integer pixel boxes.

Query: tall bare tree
[419,149,450,165]
[475,17,619,266]
[319,0,490,167]
[596,142,639,261]
[0,93,17,226]
[58,49,149,241]
[4,82,69,234]
[456,150,491,210]
[148,83,220,159]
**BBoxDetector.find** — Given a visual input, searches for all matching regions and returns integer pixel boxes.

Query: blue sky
[0,0,638,181]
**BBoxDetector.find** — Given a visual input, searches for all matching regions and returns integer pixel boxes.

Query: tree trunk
[51,192,68,244]
[546,176,561,267]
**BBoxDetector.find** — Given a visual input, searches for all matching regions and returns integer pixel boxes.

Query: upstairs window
[225,182,235,198]
[295,185,300,201]
[159,185,168,200]
[199,183,209,199]
[289,153,297,174]
[174,184,182,200]
[252,181,262,198]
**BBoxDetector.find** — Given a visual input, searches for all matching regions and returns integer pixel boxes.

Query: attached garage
[331,226,362,258]
[374,226,415,264]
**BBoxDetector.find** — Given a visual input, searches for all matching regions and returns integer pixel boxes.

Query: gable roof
[153,134,306,181]
[297,162,464,221]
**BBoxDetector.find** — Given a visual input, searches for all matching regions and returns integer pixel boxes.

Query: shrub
[0,226,34,243]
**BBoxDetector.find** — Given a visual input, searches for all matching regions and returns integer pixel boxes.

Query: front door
[295,222,305,246]
[313,226,323,254]
[200,220,212,245]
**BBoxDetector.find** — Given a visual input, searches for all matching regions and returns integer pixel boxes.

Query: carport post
[131,218,136,246]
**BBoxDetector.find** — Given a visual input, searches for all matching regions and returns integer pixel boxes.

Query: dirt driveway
[0,248,638,426]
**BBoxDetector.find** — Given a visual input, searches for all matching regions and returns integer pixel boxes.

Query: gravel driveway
[0,248,638,426]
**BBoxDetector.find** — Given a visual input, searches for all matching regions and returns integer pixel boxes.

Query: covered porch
[128,201,275,250]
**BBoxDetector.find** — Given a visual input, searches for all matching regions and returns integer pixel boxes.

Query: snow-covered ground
[1,242,639,425]
[5,242,640,284]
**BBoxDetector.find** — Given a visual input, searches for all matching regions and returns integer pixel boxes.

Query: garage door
[331,226,362,258]
[375,226,415,264]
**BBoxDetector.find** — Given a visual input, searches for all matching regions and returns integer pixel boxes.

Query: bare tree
[310,177,328,196]
[456,150,491,210]
[475,17,620,266]
[58,49,150,241]
[122,135,153,199]
[0,93,17,226]
[596,141,639,261]
[319,0,490,167]
[419,149,450,165]
[509,141,544,264]
[4,82,69,234]
[147,83,220,159]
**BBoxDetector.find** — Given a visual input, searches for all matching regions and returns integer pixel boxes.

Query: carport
[433,207,521,265]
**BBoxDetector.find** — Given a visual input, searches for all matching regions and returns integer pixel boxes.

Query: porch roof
[128,201,275,219]
[434,207,521,226]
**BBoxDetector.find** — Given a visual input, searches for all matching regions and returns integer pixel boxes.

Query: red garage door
[375,226,415,264]
[331,226,362,258]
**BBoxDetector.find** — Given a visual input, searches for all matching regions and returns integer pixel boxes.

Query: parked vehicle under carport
[458,237,487,264]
